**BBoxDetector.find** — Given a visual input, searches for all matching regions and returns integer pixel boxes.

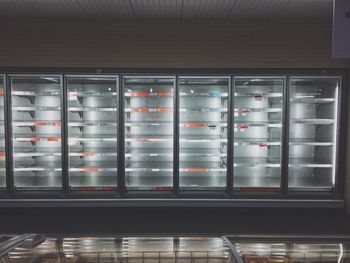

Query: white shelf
[290,97,335,104]
[289,158,332,168]
[69,91,117,97]
[13,106,61,111]
[291,119,334,125]
[12,91,60,96]
[180,92,228,97]
[69,107,117,112]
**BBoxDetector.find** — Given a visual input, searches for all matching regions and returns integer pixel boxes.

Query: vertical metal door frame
[227,75,234,194]
[333,75,344,198]
[173,75,179,195]
[118,75,126,196]
[61,74,69,196]
[281,75,289,195]
[287,75,342,196]
[4,74,14,195]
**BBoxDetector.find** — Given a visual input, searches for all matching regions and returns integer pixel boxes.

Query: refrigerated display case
[179,77,229,189]
[124,76,174,190]
[11,75,62,190]
[288,77,340,191]
[233,77,284,191]
[67,76,118,191]
[0,76,4,189]
[0,70,344,203]
[2,235,349,263]
[233,239,347,263]
[2,236,233,263]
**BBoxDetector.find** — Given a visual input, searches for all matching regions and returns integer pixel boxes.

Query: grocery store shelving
[233,77,284,190]
[124,76,174,190]
[11,75,62,190]
[67,76,118,190]
[0,72,344,200]
[179,77,229,189]
[288,77,339,191]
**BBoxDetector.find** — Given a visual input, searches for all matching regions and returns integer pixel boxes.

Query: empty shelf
[12,91,60,96]
[125,92,172,97]
[125,107,172,113]
[289,139,333,146]
[180,108,228,112]
[69,122,117,127]
[234,122,282,128]
[14,136,61,142]
[234,158,281,168]
[291,119,334,125]
[290,97,335,103]
[289,158,332,168]
[13,106,61,111]
[14,167,62,172]
[69,107,118,112]
[69,91,117,97]
[180,92,228,97]
[70,167,117,172]
[235,92,282,98]
[235,108,282,114]
[13,121,61,127]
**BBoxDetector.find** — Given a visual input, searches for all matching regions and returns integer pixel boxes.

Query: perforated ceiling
[0,0,332,23]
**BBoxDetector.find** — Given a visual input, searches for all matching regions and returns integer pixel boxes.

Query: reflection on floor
[1,235,350,263]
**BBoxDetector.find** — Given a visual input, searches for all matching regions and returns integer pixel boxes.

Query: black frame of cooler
[0,68,347,203]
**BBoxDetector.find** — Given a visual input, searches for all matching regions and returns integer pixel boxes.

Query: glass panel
[0,76,5,188]
[179,77,229,189]
[124,76,174,190]
[289,77,339,191]
[235,240,347,263]
[67,76,118,191]
[11,75,62,190]
[3,236,231,263]
[233,77,284,191]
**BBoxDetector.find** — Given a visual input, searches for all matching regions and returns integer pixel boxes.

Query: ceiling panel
[130,0,183,23]
[0,0,38,19]
[0,0,333,23]
[75,0,134,22]
[182,0,234,23]
[23,0,87,21]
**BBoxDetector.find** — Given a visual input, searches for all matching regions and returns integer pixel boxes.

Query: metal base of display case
[0,198,344,208]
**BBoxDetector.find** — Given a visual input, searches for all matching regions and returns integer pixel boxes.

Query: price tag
[254,94,263,101]
[68,92,78,101]
[239,125,248,132]
[259,143,268,149]
[241,109,250,116]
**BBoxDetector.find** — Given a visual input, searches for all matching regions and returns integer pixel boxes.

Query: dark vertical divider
[335,73,347,199]
[227,76,234,194]
[173,76,179,195]
[117,75,126,196]
[4,75,14,195]
[281,76,290,195]
[173,76,180,195]
[62,75,69,195]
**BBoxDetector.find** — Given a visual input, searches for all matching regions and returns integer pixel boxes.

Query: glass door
[67,76,118,191]
[0,76,4,189]
[179,77,229,189]
[11,75,62,190]
[233,77,284,191]
[124,76,174,190]
[288,77,339,191]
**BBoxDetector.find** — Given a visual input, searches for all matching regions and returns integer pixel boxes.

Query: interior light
[41,77,58,83]
[338,243,343,263]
